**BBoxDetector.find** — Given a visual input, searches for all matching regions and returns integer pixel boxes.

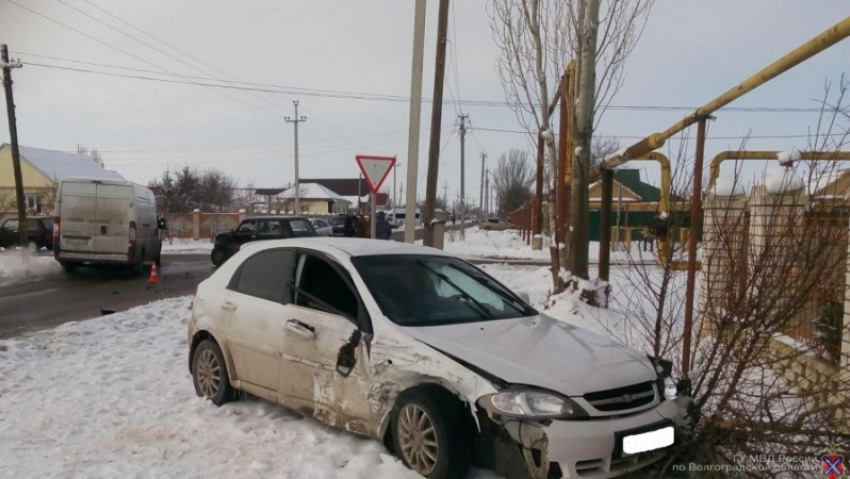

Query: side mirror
[336,329,361,377]
[518,292,530,304]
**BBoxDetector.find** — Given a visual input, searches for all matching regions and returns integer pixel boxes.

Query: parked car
[188,238,690,479]
[479,217,514,231]
[0,216,54,252]
[330,216,347,236]
[54,178,161,274]
[210,216,316,266]
[309,218,333,236]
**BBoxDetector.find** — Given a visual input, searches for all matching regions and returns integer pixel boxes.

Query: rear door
[286,218,316,237]
[59,181,98,252]
[0,219,18,248]
[93,183,132,254]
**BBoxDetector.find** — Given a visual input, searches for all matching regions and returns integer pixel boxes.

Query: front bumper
[487,397,690,479]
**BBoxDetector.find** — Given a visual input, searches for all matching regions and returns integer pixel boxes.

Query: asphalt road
[0,224,476,339]
[0,254,214,339]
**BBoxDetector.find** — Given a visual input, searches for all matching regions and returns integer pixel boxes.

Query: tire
[211,248,227,267]
[484,226,492,231]
[27,240,38,253]
[391,388,471,479]
[192,339,235,406]
[61,262,76,274]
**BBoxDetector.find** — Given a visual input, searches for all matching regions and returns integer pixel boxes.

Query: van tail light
[129,221,137,245]
[53,217,60,258]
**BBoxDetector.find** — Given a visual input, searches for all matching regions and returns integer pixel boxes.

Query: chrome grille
[583,380,656,412]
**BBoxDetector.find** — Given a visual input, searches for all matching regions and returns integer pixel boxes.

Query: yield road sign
[356,155,396,195]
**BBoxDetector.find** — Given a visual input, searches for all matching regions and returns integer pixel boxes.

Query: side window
[27,219,38,229]
[231,249,295,303]
[2,219,18,230]
[258,220,282,236]
[289,219,313,233]
[294,255,358,319]
[237,220,257,234]
[488,219,498,224]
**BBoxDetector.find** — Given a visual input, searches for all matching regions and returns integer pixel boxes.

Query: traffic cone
[148,261,160,284]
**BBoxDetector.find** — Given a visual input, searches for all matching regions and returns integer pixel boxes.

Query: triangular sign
[356,155,396,195]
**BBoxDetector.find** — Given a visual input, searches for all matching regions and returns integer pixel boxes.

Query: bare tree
[489,0,653,287]
[76,145,104,168]
[610,78,850,478]
[492,149,535,216]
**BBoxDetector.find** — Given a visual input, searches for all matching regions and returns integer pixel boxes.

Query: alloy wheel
[398,403,439,475]
[195,348,221,398]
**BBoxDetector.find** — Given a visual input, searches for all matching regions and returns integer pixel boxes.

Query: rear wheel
[192,340,234,406]
[60,262,76,274]
[27,240,38,253]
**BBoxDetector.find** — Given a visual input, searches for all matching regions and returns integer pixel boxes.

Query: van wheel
[391,388,471,479]
[61,262,76,274]
[211,248,226,267]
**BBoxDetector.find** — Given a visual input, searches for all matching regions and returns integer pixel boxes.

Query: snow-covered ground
[0,252,62,287]
[162,239,214,254]
[0,262,637,479]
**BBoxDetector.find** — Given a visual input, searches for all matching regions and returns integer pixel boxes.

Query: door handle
[286,319,315,340]
[221,301,237,312]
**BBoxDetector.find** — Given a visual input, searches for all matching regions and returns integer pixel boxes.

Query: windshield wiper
[416,260,495,320]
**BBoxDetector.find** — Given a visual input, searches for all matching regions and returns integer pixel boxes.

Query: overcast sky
[1,0,848,204]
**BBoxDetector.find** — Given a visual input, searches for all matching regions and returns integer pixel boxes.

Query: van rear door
[60,180,131,255]
[93,183,132,254]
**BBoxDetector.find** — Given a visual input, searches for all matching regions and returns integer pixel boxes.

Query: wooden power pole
[1,44,27,253]
[570,0,600,279]
[284,101,307,214]
[422,0,451,247]
[458,113,468,237]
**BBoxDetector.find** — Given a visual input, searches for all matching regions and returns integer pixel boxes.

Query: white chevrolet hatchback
[188,238,689,479]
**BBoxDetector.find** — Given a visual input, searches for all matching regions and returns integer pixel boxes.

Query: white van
[54,177,162,273]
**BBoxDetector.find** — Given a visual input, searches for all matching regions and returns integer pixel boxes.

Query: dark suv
[210,216,316,266]
[0,216,54,253]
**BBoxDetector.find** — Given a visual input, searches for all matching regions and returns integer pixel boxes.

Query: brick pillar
[701,180,748,333]
[238,209,246,223]
[192,209,200,240]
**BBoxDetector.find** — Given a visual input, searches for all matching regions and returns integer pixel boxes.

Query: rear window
[41,218,53,229]
[289,219,313,233]
[331,218,346,226]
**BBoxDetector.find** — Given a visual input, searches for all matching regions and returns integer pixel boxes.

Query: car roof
[241,237,454,258]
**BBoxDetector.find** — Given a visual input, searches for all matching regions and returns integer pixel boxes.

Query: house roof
[280,183,350,203]
[301,178,370,197]
[589,169,674,203]
[255,188,286,196]
[6,145,125,183]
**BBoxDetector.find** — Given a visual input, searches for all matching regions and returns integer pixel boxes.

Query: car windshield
[352,255,537,327]
[331,218,346,226]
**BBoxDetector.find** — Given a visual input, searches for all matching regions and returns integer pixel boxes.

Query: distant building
[0,144,124,215]
[276,182,352,214]
[301,178,390,213]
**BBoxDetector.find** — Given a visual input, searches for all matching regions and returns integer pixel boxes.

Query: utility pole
[478,152,487,220]
[404,0,427,243]
[284,101,307,214]
[458,113,468,236]
[442,181,449,211]
[422,0,451,247]
[484,169,490,216]
[1,45,27,255]
[570,0,600,280]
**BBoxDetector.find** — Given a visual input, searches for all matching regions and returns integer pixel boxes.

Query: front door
[229,220,258,255]
[278,253,374,434]
[222,248,294,392]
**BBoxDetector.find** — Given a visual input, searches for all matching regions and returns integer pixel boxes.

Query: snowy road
[0,255,213,339]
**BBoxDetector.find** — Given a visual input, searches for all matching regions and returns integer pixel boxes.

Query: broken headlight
[481,390,588,419]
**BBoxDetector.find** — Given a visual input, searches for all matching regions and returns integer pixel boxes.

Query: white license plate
[65,238,89,245]
[622,426,674,455]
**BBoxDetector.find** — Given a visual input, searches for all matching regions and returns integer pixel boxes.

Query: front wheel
[391,388,471,479]
[27,240,39,253]
[211,248,227,267]
[192,339,234,406]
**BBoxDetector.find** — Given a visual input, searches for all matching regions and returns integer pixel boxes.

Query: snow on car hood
[402,313,656,397]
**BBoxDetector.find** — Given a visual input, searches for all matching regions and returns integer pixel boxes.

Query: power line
[5,0,283,117]
[14,54,826,113]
